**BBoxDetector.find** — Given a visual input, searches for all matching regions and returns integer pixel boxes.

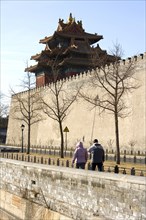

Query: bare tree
[0,93,9,143]
[0,92,9,118]
[41,52,82,158]
[128,140,137,153]
[10,72,44,154]
[80,43,139,164]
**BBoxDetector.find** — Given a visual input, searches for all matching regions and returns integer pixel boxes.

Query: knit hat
[93,139,98,143]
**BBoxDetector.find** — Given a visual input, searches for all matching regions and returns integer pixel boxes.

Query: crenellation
[66,76,70,81]
[128,57,131,63]
[72,75,76,80]
[81,72,85,77]
[81,72,84,78]
[134,56,137,61]
[124,58,131,65]
[90,69,95,75]
[122,59,126,64]
[76,73,80,79]
[82,71,87,79]
[136,52,145,61]
[68,75,72,82]
[104,64,109,71]
[75,73,79,79]
[140,53,144,59]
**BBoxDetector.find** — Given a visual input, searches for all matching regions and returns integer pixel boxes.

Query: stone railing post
[131,167,135,175]
[114,165,119,173]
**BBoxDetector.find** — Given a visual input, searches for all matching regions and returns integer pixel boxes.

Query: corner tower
[26,13,115,87]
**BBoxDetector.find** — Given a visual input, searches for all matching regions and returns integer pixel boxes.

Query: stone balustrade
[0,158,146,220]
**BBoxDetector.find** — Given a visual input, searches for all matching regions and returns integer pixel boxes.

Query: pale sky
[1,0,145,104]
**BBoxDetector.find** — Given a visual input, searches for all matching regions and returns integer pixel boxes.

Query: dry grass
[25,152,146,173]
[2,151,145,176]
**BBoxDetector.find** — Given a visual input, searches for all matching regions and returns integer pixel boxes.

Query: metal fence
[1,146,146,164]
[22,148,146,164]
[0,152,145,177]
[1,144,146,156]
[0,146,146,164]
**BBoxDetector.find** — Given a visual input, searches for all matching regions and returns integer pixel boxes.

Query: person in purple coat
[72,141,88,169]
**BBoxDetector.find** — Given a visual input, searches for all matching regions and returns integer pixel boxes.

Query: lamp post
[21,124,25,153]
[63,126,69,151]
[90,95,99,142]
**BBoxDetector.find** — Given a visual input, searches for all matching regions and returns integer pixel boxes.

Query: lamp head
[21,124,25,130]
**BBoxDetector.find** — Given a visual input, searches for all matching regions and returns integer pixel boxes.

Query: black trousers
[91,162,103,171]
[76,163,86,169]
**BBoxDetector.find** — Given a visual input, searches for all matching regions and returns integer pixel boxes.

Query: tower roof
[25,14,116,86]
[40,13,103,46]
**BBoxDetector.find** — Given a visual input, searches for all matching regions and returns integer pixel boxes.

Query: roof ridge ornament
[68,13,74,23]
[77,20,82,27]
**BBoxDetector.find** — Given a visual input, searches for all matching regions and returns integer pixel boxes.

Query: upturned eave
[25,64,38,73]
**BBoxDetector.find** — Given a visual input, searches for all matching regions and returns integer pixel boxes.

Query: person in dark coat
[88,139,105,171]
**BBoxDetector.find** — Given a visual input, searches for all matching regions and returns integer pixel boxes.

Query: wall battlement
[13,53,146,97]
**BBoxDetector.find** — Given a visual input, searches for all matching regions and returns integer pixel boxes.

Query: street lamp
[21,124,25,153]
[63,126,69,151]
[90,95,99,142]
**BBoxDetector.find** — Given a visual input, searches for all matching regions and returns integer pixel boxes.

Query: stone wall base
[0,190,73,220]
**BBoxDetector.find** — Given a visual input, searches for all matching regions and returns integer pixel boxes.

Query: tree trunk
[27,123,31,154]
[59,120,64,158]
[115,112,120,164]
[27,89,31,154]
